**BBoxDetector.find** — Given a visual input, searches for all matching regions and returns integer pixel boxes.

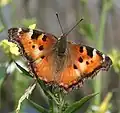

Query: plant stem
[94,0,112,105]
[58,92,65,113]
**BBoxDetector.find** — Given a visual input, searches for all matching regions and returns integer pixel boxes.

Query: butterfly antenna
[65,18,83,37]
[56,12,64,34]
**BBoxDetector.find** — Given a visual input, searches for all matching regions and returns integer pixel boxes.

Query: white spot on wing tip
[102,54,105,62]
[17,28,22,35]
[18,28,22,33]
[29,29,33,37]
[93,49,97,56]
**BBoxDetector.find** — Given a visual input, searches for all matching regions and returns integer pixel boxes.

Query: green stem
[49,98,55,113]
[58,92,65,113]
[94,0,112,105]
[97,8,107,50]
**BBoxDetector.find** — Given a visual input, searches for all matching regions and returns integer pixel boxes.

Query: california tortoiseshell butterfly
[8,22,112,90]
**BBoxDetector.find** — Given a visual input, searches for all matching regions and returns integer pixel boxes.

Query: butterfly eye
[39,45,44,51]
[78,57,83,63]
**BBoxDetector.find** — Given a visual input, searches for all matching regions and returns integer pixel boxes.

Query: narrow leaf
[15,62,33,78]
[27,99,48,113]
[64,93,98,113]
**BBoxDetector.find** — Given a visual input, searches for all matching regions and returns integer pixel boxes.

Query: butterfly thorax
[57,35,67,57]
[53,35,69,73]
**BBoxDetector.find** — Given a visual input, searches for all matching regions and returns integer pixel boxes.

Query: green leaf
[27,99,48,113]
[63,93,98,113]
[15,62,33,78]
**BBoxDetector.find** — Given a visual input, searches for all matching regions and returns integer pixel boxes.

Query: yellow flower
[10,44,20,56]
[0,39,20,57]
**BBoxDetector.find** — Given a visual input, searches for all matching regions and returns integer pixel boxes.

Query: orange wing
[8,28,57,82]
[56,42,112,89]
[8,28,112,90]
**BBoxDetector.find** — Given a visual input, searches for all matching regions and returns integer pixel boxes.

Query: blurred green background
[0,0,120,113]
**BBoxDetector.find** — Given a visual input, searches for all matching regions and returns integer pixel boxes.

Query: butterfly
[8,26,112,90]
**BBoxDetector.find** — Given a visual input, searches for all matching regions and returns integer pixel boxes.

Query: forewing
[8,28,57,82]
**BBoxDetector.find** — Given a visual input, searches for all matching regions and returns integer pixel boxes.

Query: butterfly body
[8,27,112,90]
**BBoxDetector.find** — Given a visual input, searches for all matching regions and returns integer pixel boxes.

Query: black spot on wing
[21,28,30,33]
[41,56,45,59]
[86,46,94,58]
[31,30,43,39]
[32,45,35,48]
[78,57,83,63]
[86,61,89,65]
[42,35,47,41]
[73,64,78,69]
[80,46,83,53]
[39,45,44,51]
